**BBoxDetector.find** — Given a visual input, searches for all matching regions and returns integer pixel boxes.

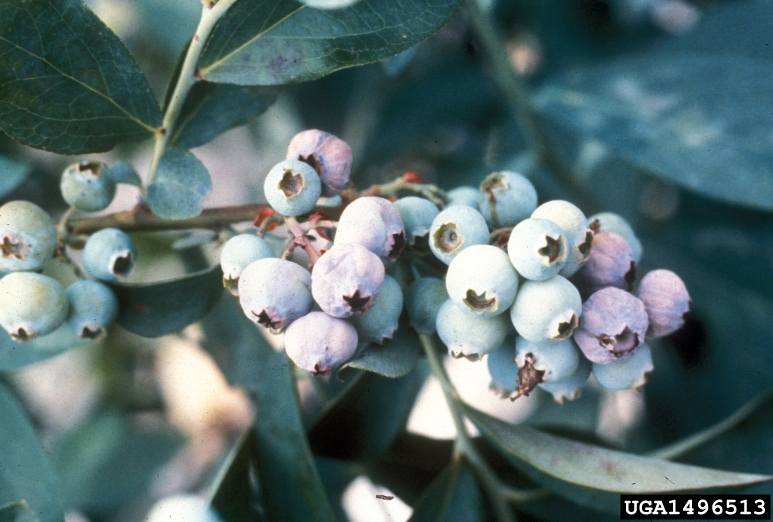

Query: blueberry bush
[1,0,772,520]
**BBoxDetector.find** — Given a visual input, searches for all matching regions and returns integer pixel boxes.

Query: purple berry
[636,269,690,338]
[284,312,359,376]
[238,258,313,331]
[588,212,642,262]
[334,197,406,263]
[574,287,649,364]
[286,129,352,197]
[573,231,636,299]
[311,243,385,318]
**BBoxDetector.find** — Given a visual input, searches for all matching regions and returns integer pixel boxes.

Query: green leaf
[0,382,63,522]
[343,327,421,378]
[0,323,91,373]
[0,501,39,522]
[197,0,464,85]
[534,55,773,211]
[147,148,212,219]
[105,162,141,187]
[408,458,484,522]
[249,330,337,522]
[0,0,161,154]
[0,156,30,199]
[108,265,224,337]
[465,406,773,514]
[171,81,281,149]
[208,429,262,522]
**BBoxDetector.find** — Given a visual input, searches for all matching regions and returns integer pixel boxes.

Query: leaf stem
[145,0,238,188]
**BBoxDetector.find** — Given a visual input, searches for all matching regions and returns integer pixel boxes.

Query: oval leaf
[0,0,161,153]
[0,382,63,522]
[147,148,212,219]
[105,162,141,187]
[343,327,421,379]
[0,156,30,199]
[0,323,92,373]
[108,265,224,337]
[0,501,39,522]
[534,55,773,211]
[465,406,772,514]
[409,459,484,522]
[197,0,464,85]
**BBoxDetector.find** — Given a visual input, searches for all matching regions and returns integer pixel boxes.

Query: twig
[284,216,321,266]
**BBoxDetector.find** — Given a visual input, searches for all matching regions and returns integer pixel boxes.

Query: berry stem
[359,177,448,207]
[284,216,321,266]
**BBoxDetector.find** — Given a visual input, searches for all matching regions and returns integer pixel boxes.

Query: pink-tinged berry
[284,312,359,376]
[334,197,406,263]
[573,231,637,299]
[286,129,352,196]
[636,269,690,338]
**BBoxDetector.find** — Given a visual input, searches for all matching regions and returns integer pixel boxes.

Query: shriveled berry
[446,245,519,318]
[532,200,593,277]
[429,206,489,265]
[574,287,649,364]
[573,231,636,300]
[394,196,439,245]
[479,171,538,228]
[588,212,642,263]
[65,280,119,340]
[82,228,137,281]
[636,269,690,338]
[284,311,358,376]
[238,258,313,331]
[286,129,352,196]
[507,218,567,281]
[436,299,509,360]
[220,234,275,295]
[0,272,68,341]
[538,355,591,403]
[350,275,403,344]
[511,337,581,400]
[510,276,582,342]
[60,160,116,212]
[486,339,518,397]
[446,186,481,208]
[264,160,322,216]
[311,243,385,318]
[592,343,653,391]
[0,200,57,272]
[405,277,448,334]
[334,197,406,262]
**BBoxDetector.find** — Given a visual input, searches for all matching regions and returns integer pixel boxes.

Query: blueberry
[284,311,359,376]
[636,269,690,338]
[429,205,489,265]
[82,228,137,281]
[0,200,57,272]
[311,242,385,318]
[573,287,649,364]
[436,299,509,360]
[532,200,593,277]
[394,196,439,245]
[286,129,352,196]
[446,244,519,318]
[479,171,538,228]
[592,342,653,391]
[60,160,116,212]
[446,186,481,209]
[145,494,223,522]
[264,159,322,216]
[573,231,636,300]
[510,275,582,342]
[588,212,642,263]
[0,272,68,342]
[486,338,518,397]
[404,277,448,334]
[65,280,119,340]
[334,197,406,263]
[507,217,567,281]
[220,234,276,295]
[511,337,581,399]
[350,275,403,344]
[238,257,313,331]
[538,355,591,403]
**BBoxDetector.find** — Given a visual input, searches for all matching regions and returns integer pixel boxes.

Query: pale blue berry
[510,275,582,342]
[588,212,642,263]
[335,197,406,262]
[592,343,653,391]
[286,129,352,197]
[394,197,439,245]
[574,231,636,300]
[284,311,359,376]
[220,234,275,295]
[636,269,690,338]
[429,206,489,265]
[0,272,68,342]
[264,160,322,216]
[436,299,509,360]
[446,245,519,318]
[479,171,538,228]
[446,186,480,209]
[0,200,57,272]
[65,280,119,340]
[539,355,591,403]
[404,277,448,334]
[532,200,593,277]
[82,228,137,281]
[238,258,313,331]
[60,160,116,212]
[486,339,517,397]
[510,337,581,399]
[350,275,403,344]
[311,243,385,318]
[507,218,567,281]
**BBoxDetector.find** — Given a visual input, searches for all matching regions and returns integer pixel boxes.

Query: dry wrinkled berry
[334,197,406,263]
[284,311,359,376]
[636,269,690,338]
[286,129,352,196]
[573,231,637,300]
